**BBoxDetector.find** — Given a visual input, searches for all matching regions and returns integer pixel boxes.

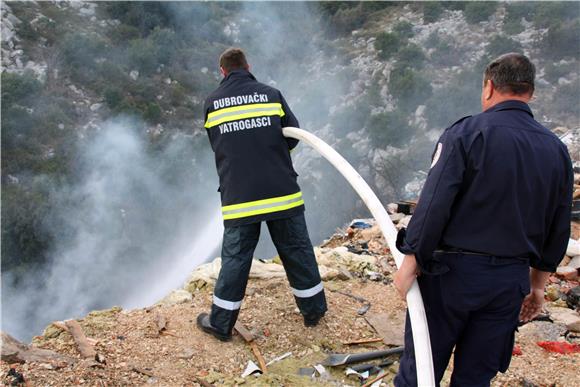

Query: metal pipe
[283,126,435,386]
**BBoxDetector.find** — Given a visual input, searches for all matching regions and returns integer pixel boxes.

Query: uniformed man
[196,48,327,341]
[393,53,573,386]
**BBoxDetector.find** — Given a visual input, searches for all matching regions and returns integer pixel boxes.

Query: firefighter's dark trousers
[210,213,327,335]
[395,252,530,387]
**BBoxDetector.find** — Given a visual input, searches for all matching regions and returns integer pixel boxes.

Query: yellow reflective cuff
[205,103,285,128]
[222,191,302,211]
[222,199,304,220]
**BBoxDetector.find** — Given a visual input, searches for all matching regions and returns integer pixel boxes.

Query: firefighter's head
[481,52,535,111]
[219,48,250,77]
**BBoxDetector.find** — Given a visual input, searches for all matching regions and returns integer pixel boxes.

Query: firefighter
[196,48,327,341]
[393,53,573,386]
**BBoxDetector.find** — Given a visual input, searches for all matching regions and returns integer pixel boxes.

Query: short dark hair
[483,53,535,96]
[219,48,248,72]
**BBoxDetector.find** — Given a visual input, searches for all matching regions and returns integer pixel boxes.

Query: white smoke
[2,118,221,340]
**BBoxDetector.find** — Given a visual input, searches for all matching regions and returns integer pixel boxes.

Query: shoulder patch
[430,142,443,168]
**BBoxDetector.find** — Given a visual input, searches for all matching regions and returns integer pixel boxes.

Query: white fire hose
[283,127,435,386]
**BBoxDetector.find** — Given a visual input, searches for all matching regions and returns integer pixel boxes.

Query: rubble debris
[547,306,580,332]
[566,238,580,257]
[537,341,580,354]
[64,320,97,359]
[556,266,578,281]
[343,338,384,346]
[321,347,404,366]
[156,289,193,306]
[155,313,167,335]
[241,360,262,378]
[329,289,371,315]
[566,286,580,309]
[362,370,389,387]
[297,367,315,377]
[1,332,75,365]
[346,367,371,381]
[365,312,405,346]
[313,364,331,379]
[518,321,566,342]
[234,322,267,373]
[6,368,25,386]
[131,366,155,377]
[194,377,215,387]
[265,352,292,366]
[512,345,523,356]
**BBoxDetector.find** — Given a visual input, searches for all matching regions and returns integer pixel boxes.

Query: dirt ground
[2,274,579,386]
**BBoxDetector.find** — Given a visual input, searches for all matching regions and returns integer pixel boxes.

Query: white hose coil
[283,126,435,386]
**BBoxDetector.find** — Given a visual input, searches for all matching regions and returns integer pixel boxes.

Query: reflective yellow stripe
[222,191,302,211]
[223,199,304,220]
[205,103,285,128]
[221,191,304,220]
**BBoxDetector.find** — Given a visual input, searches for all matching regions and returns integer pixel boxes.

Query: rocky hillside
[2,0,580,345]
[2,217,579,386]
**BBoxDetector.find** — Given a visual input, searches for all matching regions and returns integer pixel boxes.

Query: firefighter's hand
[394,254,419,300]
[519,288,544,323]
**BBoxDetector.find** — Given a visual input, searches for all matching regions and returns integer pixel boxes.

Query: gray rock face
[518,321,567,342]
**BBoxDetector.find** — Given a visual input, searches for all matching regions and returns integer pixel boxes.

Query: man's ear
[245,64,250,72]
[485,79,494,100]
[220,66,227,77]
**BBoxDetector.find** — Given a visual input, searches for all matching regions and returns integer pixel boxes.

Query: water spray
[283,127,435,386]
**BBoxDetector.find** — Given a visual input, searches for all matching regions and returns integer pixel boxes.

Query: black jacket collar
[220,69,257,84]
[484,100,533,117]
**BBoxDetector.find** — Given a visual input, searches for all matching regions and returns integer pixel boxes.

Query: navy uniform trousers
[395,252,530,387]
[210,213,327,335]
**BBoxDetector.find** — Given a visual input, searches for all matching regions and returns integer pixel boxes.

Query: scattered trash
[265,351,292,366]
[536,341,580,354]
[343,338,384,346]
[132,366,155,377]
[313,364,331,379]
[362,370,389,387]
[6,368,25,385]
[346,367,370,381]
[512,345,523,356]
[234,322,268,373]
[241,360,263,378]
[330,289,372,316]
[350,220,373,229]
[297,367,315,377]
[321,347,404,366]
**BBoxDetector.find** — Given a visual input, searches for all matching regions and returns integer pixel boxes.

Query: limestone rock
[547,306,580,332]
[518,321,567,342]
[566,238,580,257]
[568,256,580,270]
[556,266,578,281]
[157,289,193,306]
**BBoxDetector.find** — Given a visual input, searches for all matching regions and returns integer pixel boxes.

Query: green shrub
[367,110,414,148]
[127,38,158,75]
[423,2,444,24]
[388,67,433,110]
[425,69,481,128]
[1,72,42,106]
[552,79,580,118]
[397,44,426,69]
[375,32,401,60]
[104,87,123,109]
[143,102,162,123]
[393,21,414,39]
[464,2,497,24]
[478,35,523,69]
[533,2,578,29]
[541,20,580,59]
[544,62,577,85]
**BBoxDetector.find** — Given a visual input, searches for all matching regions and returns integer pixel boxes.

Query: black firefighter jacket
[203,70,304,227]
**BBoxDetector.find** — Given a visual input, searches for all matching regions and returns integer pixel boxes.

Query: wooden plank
[64,320,96,359]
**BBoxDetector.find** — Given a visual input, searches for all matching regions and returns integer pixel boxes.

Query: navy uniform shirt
[397,100,573,274]
[203,70,304,227]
